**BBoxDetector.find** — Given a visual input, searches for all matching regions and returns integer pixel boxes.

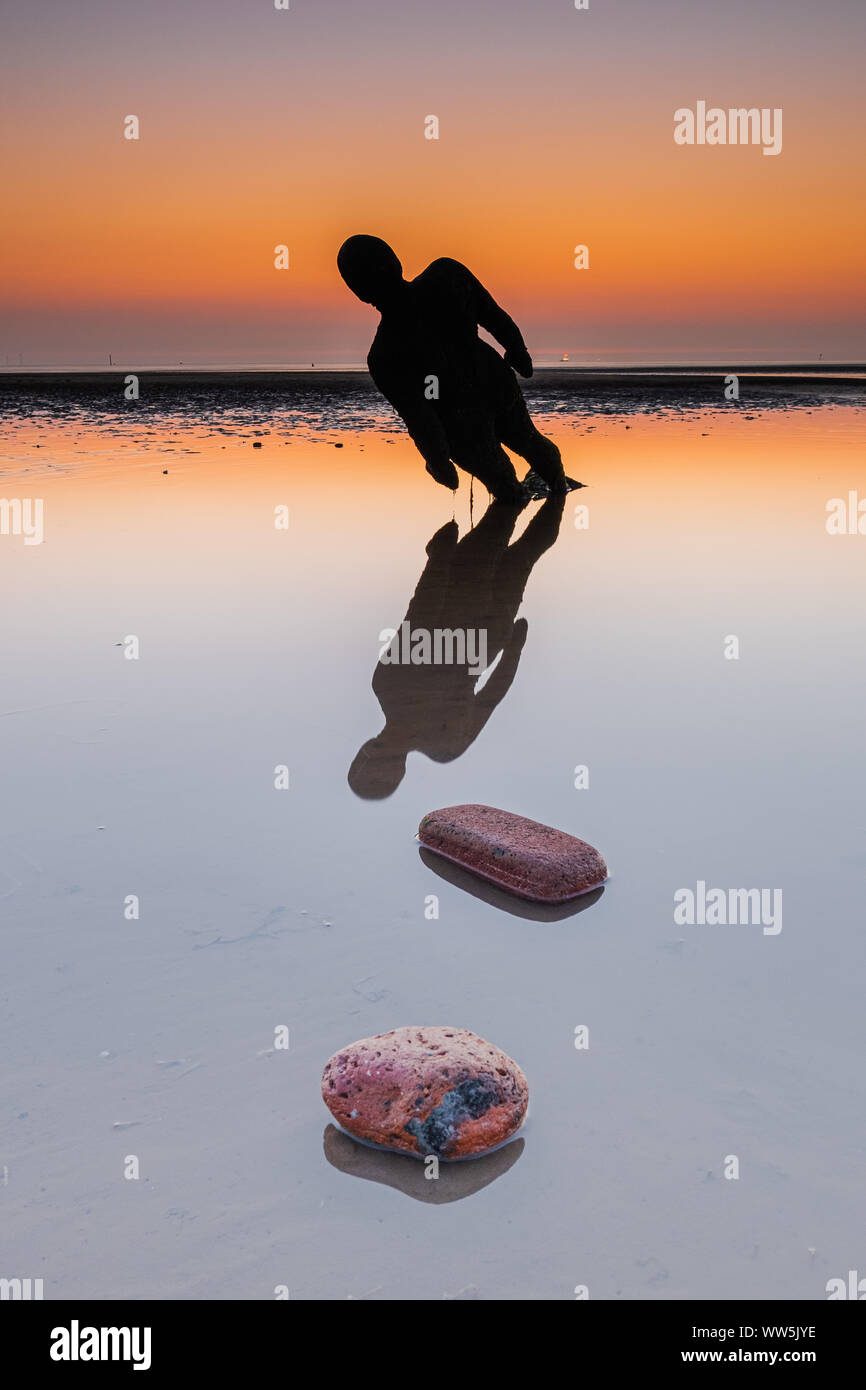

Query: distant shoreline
[1,365,864,394]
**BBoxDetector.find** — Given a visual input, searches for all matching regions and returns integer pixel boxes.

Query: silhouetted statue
[337,235,568,503]
[348,494,565,799]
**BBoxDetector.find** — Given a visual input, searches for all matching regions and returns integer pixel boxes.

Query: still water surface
[1,390,864,1298]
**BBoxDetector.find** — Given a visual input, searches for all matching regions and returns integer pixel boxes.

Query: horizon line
[2,361,865,377]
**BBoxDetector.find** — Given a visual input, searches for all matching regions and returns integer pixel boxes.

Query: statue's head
[337,235,404,309]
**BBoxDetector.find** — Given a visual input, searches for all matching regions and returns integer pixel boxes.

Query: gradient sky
[2,0,865,365]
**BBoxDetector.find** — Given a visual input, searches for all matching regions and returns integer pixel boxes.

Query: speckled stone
[321,1026,528,1159]
[418,804,607,903]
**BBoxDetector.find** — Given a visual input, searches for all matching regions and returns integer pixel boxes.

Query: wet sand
[1,391,865,1299]
[1,365,863,417]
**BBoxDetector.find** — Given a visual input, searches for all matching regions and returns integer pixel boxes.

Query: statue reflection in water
[348,494,565,800]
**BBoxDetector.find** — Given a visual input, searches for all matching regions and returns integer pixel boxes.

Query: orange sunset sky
[1,0,864,365]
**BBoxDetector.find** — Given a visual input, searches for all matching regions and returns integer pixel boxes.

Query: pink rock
[418,804,607,903]
[321,1026,528,1159]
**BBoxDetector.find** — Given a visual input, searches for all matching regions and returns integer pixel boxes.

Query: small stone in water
[321,1026,528,1160]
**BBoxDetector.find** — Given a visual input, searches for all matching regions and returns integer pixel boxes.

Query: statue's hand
[505,346,533,379]
[425,454,459,490]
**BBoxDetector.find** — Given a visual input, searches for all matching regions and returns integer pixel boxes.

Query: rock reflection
[323,1124,525,1203]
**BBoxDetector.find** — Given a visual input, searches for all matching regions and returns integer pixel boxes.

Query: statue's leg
[446,410,524,504]
[498,393,567,492]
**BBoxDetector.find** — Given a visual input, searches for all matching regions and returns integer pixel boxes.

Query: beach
[1,372,864,1298]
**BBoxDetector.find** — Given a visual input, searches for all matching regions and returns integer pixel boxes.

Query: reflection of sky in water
[1,400,865,1299]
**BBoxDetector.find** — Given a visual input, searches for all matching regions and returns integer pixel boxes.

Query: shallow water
[1,392,865,1299]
